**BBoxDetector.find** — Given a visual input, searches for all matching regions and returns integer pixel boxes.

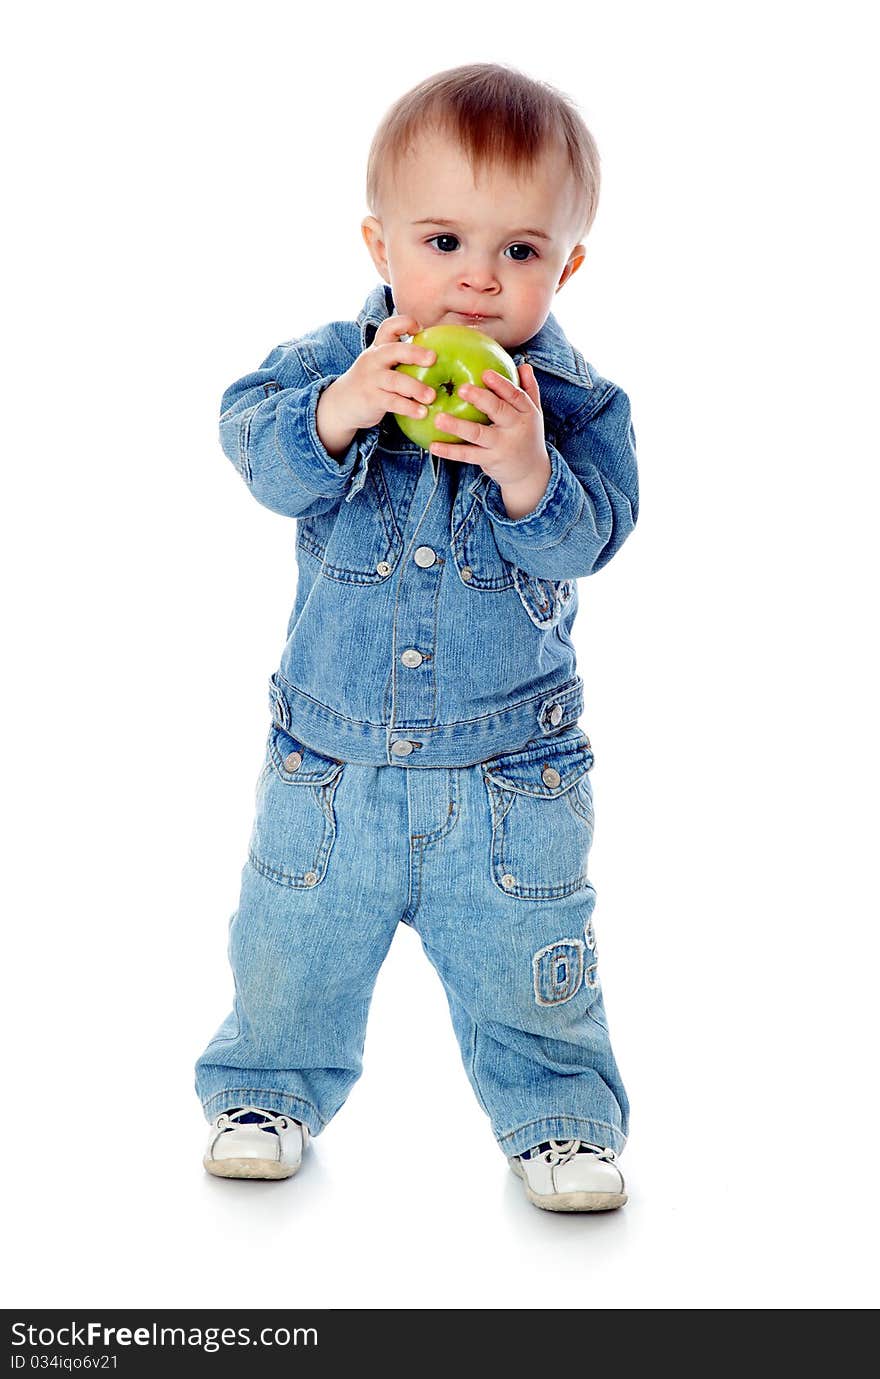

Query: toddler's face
[362,127,587,351]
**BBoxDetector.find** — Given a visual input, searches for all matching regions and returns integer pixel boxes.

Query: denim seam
[290,343,318,382]
[318,563,398,585]
[410,774,461,846]
[483,765,592,800]
[294,528,330,566]
[585,1000,607,1032]
[370,455,403,552]
[468,1026,492,1118]
[496,1115,624,1148]
[566,381,619,429]
[450,490,481,546]
[237,404,259,483]
[401,838,423,927]
[274,670,583,732]
[427,553,441,723]
[390,533,443,727]
[566,785,594,826]
[490,874,591,902]
[202,1088,327,1128]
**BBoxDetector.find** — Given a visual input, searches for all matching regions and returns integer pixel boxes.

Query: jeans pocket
[481,731,594,900]
[247,724,346,888]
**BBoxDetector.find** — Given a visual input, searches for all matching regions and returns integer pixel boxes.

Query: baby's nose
[459,265,501,291]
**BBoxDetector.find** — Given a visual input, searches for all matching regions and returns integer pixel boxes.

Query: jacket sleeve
[475,385,639,581]
[218,340,379,519]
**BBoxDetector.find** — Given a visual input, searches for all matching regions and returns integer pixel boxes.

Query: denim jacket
[219,282,638,769]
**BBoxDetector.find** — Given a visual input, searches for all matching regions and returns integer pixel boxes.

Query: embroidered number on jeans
[533,940,586,1005]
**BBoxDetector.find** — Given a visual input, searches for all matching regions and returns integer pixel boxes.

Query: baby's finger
[430,441,485,461]
[387,373,437,408]
[477,369,532,412]
[388,342,437,368]
[381,387,432,420]
[434,412,491,447]
[518,361,541,406]
[456,383,505,422]
[374,314,423,344]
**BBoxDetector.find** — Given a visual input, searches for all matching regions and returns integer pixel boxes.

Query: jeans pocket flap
[483,733,593,798]
[268,725,345,785]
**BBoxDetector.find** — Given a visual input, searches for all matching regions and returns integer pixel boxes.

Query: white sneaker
[203,1106,309,1180]
[509,1139,626,1212]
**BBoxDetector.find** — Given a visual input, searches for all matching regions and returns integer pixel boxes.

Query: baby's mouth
[448,310,496,326]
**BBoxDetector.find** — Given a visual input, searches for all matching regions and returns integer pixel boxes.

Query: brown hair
[365,63,600,243]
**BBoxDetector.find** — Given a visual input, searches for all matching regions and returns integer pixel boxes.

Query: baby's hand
[330,315,438,431]
[429,363,548,492]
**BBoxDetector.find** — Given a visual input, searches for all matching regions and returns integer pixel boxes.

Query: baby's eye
[426,234,460,253]
[505,243,537,262]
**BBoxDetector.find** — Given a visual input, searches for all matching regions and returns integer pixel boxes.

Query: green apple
[393,324,518,450]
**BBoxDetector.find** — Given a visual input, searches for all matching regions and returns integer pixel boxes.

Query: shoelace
[526,1139,617,1168]
[216,1106,291,1135]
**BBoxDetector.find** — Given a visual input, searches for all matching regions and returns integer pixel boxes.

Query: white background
[3,0,877,1310]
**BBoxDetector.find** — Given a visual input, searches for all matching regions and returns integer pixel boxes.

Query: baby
[194,63,638,1213]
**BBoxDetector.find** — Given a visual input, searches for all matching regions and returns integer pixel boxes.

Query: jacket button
[391,740,414,756]
[548,704,563,726]
[303,872,318,886]
[283,752,302,772]
[461,567,473,581]
[501,873,517,889]
[541,766,561,788]
[414,546,436,568]
[401,649,423,667]
[376,561,392,576]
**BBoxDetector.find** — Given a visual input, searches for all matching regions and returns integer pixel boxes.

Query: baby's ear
[361,217,390,281]
[556,244,587,292]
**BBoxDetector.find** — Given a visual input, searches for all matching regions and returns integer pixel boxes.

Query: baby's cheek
[510,279,554,333]
[413,276,445,317]
[530,276,558,312]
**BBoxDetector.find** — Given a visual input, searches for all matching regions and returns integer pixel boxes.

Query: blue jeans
[194,722,629,1158]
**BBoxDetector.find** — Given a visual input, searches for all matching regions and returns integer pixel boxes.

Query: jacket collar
[356,282,594,390]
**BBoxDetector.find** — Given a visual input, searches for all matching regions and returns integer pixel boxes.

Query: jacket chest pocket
[451,465,574,627]
[248,725,346,888]
[298,454,414,585]
[481,732,594,900]
[451,485,515,591]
